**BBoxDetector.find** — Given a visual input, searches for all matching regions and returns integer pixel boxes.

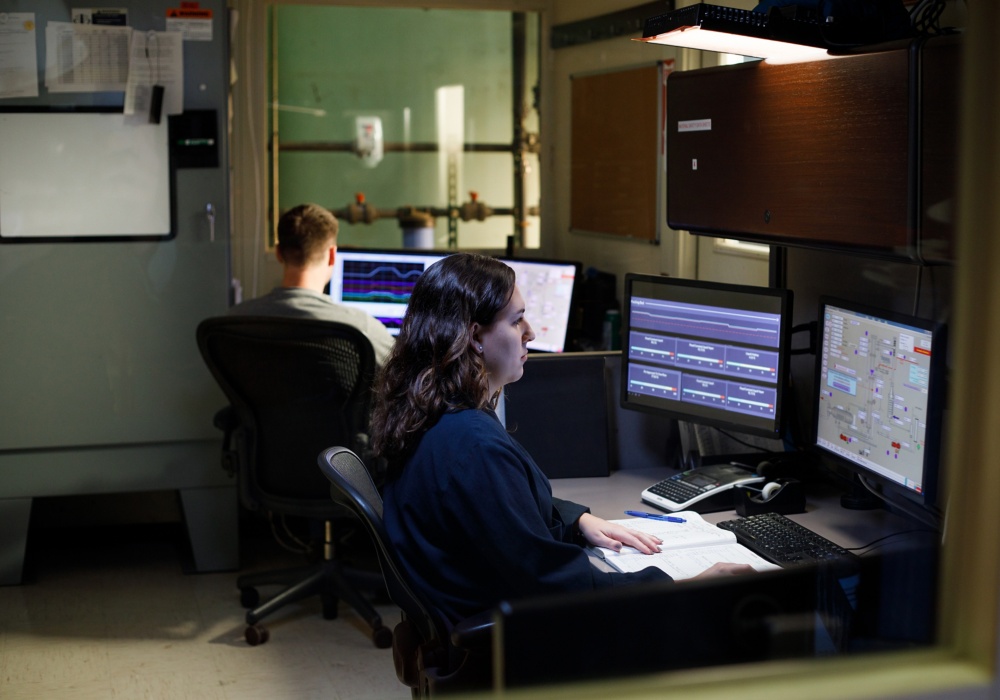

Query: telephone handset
[640,463,765,514]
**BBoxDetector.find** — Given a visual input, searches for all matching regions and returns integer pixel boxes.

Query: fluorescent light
[638,3,834,63]
[638,26,831,63]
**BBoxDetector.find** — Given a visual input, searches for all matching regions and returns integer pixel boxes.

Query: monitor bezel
[495,255,583,354]
[811,296,947,509]
[619,273,793,440]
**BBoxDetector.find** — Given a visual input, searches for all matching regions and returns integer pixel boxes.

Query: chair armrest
[450,611,494,651]
[212,406,240,478]
[213,405,238,433]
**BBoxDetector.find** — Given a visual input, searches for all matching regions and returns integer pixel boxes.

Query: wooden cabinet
[666,36,959,263]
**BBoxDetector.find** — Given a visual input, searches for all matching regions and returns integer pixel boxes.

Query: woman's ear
[469,323,483,354]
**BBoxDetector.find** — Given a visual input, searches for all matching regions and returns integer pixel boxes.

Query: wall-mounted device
[354,116,384,168]
[171,109,219,169]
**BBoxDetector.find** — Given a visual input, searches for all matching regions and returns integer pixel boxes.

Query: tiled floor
[0,521,409,699]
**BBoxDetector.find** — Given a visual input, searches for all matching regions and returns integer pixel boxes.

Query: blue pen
[625,510,686,523]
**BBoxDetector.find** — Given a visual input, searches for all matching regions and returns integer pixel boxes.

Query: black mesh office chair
[196,316,392,647]
[318,446,493,697]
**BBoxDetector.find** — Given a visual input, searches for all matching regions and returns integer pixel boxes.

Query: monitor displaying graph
[330,249,581,351]
[329,249,453,335]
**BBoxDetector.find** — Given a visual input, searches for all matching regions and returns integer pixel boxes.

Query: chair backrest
[197,316,376,518]
[318,446,450,646]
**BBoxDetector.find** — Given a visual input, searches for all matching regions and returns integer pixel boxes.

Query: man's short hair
[276,203,339,267]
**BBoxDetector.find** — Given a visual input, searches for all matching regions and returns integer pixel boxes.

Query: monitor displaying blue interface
[620,274,792,439]
[329,249,580,352]
[813,298,946,506]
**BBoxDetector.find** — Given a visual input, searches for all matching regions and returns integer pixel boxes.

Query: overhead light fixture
[636,3,834,63]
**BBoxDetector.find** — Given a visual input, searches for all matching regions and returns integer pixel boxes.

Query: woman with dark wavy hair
[369,253,748,624]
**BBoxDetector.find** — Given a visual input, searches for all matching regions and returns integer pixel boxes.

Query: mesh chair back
[197,316,376,517]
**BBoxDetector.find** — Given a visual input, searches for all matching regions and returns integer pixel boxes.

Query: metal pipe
[512,12,528,249]
[330,204,540,225]
[275,141,514,154]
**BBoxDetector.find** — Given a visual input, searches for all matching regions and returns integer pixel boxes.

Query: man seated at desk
[229,202,394,365]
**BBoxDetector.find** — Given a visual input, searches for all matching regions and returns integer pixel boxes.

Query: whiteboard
[0,111,174,241]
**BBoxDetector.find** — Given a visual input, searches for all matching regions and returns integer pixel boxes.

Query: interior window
[268,6,541,251]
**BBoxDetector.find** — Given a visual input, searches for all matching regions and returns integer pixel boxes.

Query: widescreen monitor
[497,257,581,353]
[328,248,453,336]
[620,273,792,439]
[813,298,946,507]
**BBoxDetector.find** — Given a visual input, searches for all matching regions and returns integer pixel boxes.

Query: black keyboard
[716,512,858,568]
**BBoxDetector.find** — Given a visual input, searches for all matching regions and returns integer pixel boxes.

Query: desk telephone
[641,462,765,513]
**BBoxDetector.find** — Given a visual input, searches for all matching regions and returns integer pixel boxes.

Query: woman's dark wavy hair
[369,253,515,476]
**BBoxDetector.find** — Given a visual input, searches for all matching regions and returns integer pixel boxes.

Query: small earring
[478,345,483,353]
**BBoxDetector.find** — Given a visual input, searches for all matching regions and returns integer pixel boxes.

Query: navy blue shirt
[383,407,669,624]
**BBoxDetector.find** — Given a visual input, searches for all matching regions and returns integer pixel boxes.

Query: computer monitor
[812,297,946,508]
[497,256,581,353]
[330,249,580,352]
[620,273,793,439]
[328,248,453,336]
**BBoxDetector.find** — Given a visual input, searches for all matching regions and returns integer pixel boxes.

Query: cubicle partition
[493,541,938,690]
[502,352,678,479]
[0,0,235,584]
[494,565,819,689]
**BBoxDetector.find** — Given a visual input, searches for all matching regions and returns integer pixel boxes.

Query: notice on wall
[71,8,128,26]
[0,13,39,99]
[44,21,130,92]
[124,29,184,119]
[166,3,213,42]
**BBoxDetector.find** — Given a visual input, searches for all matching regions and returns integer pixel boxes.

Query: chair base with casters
[196,317,392,649]
[237,519,394,647]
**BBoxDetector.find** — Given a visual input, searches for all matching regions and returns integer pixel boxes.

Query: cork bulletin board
[570,62,669,242]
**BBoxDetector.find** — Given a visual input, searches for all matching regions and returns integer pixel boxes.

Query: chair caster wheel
[240,587,260,609]
[245,624,270,646]
[373,624,393,649]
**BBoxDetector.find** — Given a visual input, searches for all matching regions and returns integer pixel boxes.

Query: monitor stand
[840,474,881,510]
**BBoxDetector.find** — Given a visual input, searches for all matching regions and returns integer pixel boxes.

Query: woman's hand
[577,513,662,555]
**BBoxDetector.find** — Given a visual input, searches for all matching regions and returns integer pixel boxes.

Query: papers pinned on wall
[0,13,40,99]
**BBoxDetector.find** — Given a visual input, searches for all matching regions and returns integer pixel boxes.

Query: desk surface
[550,467,923,551]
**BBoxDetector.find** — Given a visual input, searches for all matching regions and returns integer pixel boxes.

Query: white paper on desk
[45,21,130,92]
[0,13,39,99]
[601,513,735,555]
[606,542,780,580]
[124,30,184,118]
[596,513,780,580]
